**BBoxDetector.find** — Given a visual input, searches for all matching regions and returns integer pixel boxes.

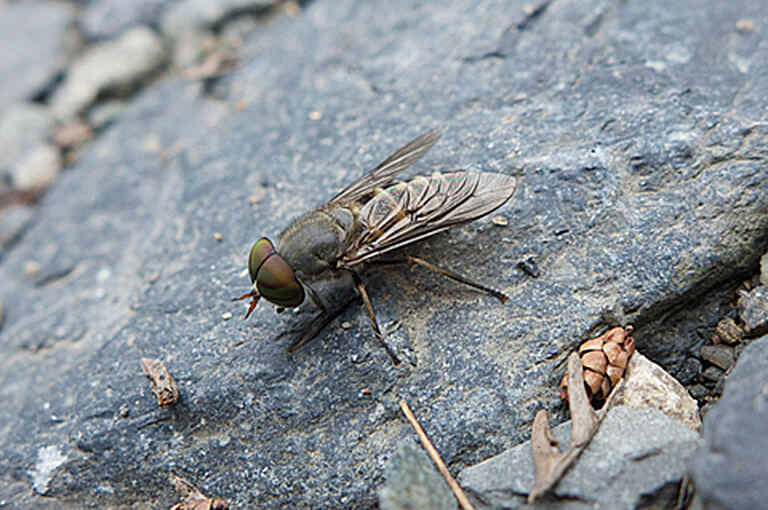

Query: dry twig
[399,400,475,510]
[528,352,624,502]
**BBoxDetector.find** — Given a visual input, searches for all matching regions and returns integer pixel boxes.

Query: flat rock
[613,352,701,430]
[0,2,77,113]
[50,26,167,121]
[0,0,767,507]
[458,406,699,509]
[79,0,168,41]
[738,285,768,335]
[162,0,275,38]
[691,335,768,509]
[378,441,456,510]
[700,344,735,371]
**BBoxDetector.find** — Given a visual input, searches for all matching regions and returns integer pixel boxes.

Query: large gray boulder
[691,335,768,509]
[1,0,766,507]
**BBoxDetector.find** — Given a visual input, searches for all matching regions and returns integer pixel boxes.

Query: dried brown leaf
[529,352,624,502]
[169,473,228,510]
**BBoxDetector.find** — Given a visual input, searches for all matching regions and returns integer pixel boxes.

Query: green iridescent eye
[256,254,305,307]
[248,238,275,283]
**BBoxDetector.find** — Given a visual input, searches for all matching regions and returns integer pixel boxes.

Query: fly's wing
[327,130,442,206]
[340,171,517,266]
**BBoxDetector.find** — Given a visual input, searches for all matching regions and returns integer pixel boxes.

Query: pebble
[9,145,61,192]
[700,344,735,371]
[222,311,233,320]
[737,285,768,335]
[248,187,267,206]
[614,353,701,430]
[713,317,744,345]
[51,26,167,122]
[736,18,755,34]
[674,357,702,386]
[53,121,93,150]
[760,252,768,286]
[491,215,508,226]
[688,383,709,400]
[0,103,55,178]
[702,365,724,383]
[24,260,42,276]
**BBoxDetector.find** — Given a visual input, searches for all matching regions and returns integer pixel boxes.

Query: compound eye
[248,238,275,283]
[256,254,305,308]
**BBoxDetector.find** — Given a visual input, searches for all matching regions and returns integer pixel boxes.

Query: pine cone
[560,326,635,406]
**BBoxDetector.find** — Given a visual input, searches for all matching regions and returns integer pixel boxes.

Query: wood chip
[140,357,179,408]
[169,473,228,510]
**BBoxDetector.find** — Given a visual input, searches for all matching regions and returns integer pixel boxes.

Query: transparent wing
[327,130,442,206]
[340,171,517,266]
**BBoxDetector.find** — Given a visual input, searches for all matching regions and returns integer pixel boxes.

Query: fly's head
[233,237,305,318]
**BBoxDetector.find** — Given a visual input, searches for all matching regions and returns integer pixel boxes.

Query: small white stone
[9,145,61,192]
[28,445,67,495]
[614,352,701,431]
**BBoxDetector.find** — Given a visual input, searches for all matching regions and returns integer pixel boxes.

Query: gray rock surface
[0,204,35,252]
[80,0,169,41]
[0,2,77,113]
[162,0,275,38]
[51,26,167,121]
[458,406,699,509]
[378,441,456,510]
[691,335,768,509]
[0,0,767,507]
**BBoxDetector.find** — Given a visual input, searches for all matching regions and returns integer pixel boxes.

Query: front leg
[284,307,347,353]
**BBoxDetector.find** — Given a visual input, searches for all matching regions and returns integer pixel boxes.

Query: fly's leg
[283,308,348,353]
[369,256,508,303]
[351,272,401,365]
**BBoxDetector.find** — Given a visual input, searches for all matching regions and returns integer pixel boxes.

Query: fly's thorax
[276,209,348,278]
